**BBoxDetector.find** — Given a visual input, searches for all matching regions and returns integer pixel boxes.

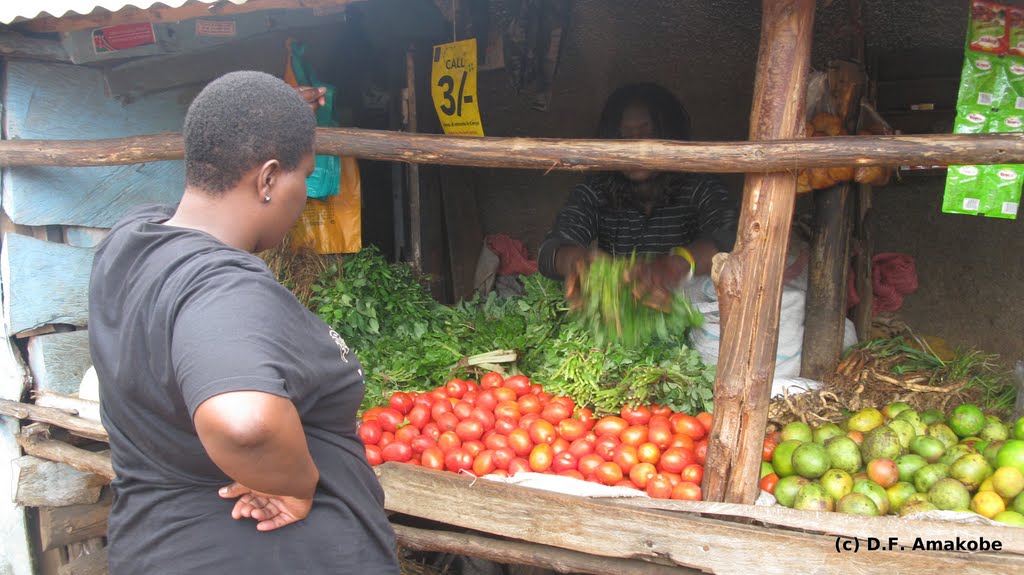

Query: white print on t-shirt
[328,329,350,363]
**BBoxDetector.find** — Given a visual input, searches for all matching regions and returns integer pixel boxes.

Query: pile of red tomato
[359,373,712,500]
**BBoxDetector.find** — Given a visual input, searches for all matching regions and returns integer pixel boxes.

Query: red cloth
[847,252,918,315]
[486,234,538,276]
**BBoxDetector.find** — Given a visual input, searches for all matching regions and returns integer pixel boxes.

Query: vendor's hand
[219,481,313,532]
[625,254,692,312]
[295,86,326,111]
[564,248,606,307]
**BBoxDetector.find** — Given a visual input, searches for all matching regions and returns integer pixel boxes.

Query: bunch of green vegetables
[575,253,704,347]
[308,247,715,414]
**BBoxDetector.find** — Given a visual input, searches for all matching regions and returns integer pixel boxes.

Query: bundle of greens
[574,253,704,347]
[308,247,715,414]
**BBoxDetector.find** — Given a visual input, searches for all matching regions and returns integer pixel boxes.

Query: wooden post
[406,48,423,273]
[801,59,864,379]
[703,0,815,504]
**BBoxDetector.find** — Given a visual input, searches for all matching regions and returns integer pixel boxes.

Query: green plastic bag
[957,51,1007,109]
[290,41,341,199]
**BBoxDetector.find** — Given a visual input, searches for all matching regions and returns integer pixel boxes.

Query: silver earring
[264,195,271,203]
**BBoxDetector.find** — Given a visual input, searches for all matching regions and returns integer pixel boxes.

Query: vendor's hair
[595,83,691,141]
[183,71,316,194]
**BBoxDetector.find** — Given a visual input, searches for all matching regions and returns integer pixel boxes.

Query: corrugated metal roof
[0,0,248,25]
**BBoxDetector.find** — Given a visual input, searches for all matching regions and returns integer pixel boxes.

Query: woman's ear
[256,160,282,203]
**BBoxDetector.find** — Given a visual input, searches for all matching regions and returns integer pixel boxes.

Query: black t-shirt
[88,205,398,575]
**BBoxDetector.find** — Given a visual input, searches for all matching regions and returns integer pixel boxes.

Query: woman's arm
[537,184,602,280]
[194,391,319,499]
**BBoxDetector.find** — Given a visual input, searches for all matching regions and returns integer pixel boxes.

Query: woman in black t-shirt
[88,71,398,575]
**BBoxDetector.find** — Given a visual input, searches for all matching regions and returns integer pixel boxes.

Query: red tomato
[659,447,695,474]
[671,481,702,501]
[649,404,673,418]
[365,445,383,466]
[472,450,497,476]
[568,437,596,459]
[394,424,420,445]
[662,471,682,487]
[445,378,468,399]
[577,454,605,477]
[462,391,478,406]
[412,394,435,409]
[358,420,382,445]
[503,375,532,397]
[551,451,578,473]
[620,425,649,447]
[694,439,708,465]
[508,428,534,457]
[453,400,474,420]
[455,419,484,442]
[648,424,673,450]
[429,388,449,402]
[420,446,444,470]
[421,422,441,441]
[670,414,706,440]
[406,405,430,430]
[381,442,412,463]
[362,406,386,422]
[492,387,518,404]
[494,416,518,436]
[444,447,473,473]
[410,435,435,455]
[376,408,404,433]
[762,438,777,462]
[388,392,413,415]
[469,410,496,433]
[536,391,552,405]
[484,433,510,451]
[549,395,575,410]
[649,415,671,429]
[669,434,696,451]
[594,434,621,460]
[530,383,544,396]
[462,440,485,458]
[435,412,459,432]
[528,419,557,445]
[594,416,629,437]
[378,431,395,448]
[492,447,515,470]
[637,442,661,465]
[541,403,571,425]
[517,394,543,415]
[629,462,657,488]
[768,430,783,445]
[480,372,504,389]
[551,437,570,456]
[437,431,462,453]
[518,413,541,430]
[596,462,624,485]
[620,405,652,426]
[575,407,596,431]
[696,412,714,434]
[464,381,479,394]
[760,473,779,494]
[611,444,639,473]
[494,401,521,421]
[508,457,531,476]
[681,463,703,484]
[529,444,554,472]
[646,475,673,499]
[475,390,498,412]
[558,469,585,481]
[558,418,586,442]
[490,469,509,478]
[431,400,453,422]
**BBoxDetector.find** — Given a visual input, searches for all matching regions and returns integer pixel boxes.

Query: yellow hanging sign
[431,38,484,136]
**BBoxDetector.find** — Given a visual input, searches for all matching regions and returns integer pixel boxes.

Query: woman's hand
[219,481,314,532]
[295,86,326,111]
[626,254,692,312]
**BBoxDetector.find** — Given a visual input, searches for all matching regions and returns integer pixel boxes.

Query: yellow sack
[283,39,362,254]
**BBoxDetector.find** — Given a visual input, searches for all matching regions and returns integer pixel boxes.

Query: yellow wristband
[671,247,696,273]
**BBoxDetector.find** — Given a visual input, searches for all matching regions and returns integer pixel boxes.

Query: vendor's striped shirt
[538,172,738,279]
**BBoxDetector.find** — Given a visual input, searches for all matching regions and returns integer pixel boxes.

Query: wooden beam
[39,492,111,551]
[19,0,355,34]
[1,130,1024,173]
[12,455,106,507]
[35,393,101,424]
[393,524,695,575]
[17,435,114,481]
[28,331,93,396]
[704,0,815,504]
[1,234,94,334]
[0,31,70,62]
[0,399,109,442]
[56,545,106,575]
[375,464,1020,574]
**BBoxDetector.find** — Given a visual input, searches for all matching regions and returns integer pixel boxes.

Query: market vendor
[538,83,739,296]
